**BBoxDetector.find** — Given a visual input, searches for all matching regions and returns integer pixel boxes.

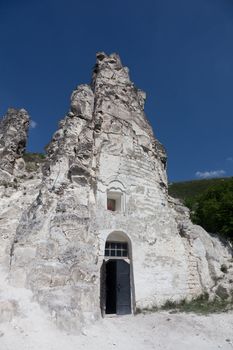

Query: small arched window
[106,180,126,213]
[104,231,130,259]
[107,191,122,212]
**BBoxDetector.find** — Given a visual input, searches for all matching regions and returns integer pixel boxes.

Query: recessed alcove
[107,191,122,212]
[106,180,126,213]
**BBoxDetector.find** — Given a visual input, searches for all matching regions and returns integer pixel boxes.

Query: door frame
[100,231,135,317]
[100,256,134,316]
[104,258,131,315]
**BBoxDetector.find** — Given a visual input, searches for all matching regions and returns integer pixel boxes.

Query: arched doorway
[100,232,132,316]
[105,259,131,315]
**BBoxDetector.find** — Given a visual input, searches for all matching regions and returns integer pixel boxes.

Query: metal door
[116,260,131,315]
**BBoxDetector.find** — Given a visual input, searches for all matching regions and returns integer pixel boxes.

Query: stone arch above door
[104,231,132,260]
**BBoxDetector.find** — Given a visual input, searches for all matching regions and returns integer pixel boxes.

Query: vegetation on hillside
[169,177,232,201]
[169,177,233,243]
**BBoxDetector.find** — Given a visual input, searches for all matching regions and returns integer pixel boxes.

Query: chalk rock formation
[0,108,41,270]
[0,108,29,182]
[0,53,232,331]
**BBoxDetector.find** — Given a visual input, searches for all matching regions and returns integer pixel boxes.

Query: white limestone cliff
[0,53,232,331]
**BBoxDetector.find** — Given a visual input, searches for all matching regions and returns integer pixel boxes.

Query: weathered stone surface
[0,52,232,331]
[0,108,29,180]
[0,300,18,323]
[0,109,40,268]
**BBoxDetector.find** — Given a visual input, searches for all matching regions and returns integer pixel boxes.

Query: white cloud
[226,157,233,162]
[30,120,37,129]
[195,170,226,179]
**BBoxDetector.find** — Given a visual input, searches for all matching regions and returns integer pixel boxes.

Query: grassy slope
[168,177,233,202]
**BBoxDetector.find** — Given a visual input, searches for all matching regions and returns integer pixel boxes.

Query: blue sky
[0,0,233,182]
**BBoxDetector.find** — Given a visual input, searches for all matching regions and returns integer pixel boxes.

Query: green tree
[190,179,233,242]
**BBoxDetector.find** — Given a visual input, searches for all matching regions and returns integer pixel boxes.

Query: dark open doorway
[105,259,131,315]
[106,260,117,313]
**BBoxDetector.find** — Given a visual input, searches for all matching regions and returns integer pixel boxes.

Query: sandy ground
[0,310,233,350]
[0,267,233,350]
